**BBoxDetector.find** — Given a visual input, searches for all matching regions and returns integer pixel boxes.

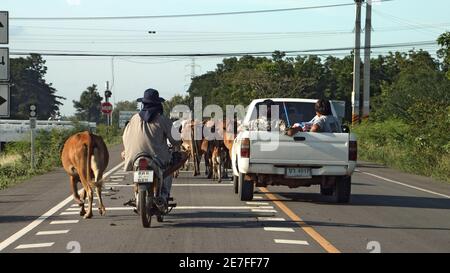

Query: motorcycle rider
[122,88,182,206]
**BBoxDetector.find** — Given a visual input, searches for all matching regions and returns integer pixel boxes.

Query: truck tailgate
[249,132,349,166]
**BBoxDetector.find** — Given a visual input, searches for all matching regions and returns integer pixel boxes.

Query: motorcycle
[132,151,187,228]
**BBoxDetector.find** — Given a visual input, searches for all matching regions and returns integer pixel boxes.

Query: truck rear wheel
[335,176,351,203]
[320,185,334,196]
[239,172,254,201]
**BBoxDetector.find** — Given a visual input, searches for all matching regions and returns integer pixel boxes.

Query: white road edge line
[15,242,55,249]
[357,170,450,199]
[0,162,124,252]
[36,230,70,236]
[274,239,309,245]
[264,227,295,232]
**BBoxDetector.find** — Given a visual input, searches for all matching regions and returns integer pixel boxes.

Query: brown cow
[211,142,228,183]
[180,119,213,177]
[61,131,109,219]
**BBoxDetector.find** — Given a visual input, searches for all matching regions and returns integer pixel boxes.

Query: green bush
[353,120,450,183]
[0,123,124,190]
[96,124,123,146]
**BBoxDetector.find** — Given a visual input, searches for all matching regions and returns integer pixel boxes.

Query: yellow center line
[259,187,341,253]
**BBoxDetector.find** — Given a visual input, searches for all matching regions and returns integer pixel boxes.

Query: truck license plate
[134,170,154,183]
[285,168,312,179]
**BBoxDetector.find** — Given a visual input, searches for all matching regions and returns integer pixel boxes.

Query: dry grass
[0,154,20,166]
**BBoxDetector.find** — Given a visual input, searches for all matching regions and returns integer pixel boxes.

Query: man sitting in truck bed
[310,99,342,133]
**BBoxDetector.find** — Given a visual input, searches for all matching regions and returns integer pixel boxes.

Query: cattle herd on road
[178,118,237,183]
[60,118,239,219]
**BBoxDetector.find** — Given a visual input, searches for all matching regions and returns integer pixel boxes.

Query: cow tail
[86,137,94,188]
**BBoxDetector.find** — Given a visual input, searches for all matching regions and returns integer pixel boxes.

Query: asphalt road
[0,144,449,253]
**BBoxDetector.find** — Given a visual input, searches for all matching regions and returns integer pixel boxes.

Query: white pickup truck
[231,98,357,203]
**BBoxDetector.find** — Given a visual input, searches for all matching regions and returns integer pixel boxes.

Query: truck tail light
[349,141,357,161]
[241,138,250,158]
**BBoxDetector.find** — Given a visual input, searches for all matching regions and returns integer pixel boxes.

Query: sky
[2,0,450,116]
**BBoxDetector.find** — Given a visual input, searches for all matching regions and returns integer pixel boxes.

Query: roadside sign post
[0,11,9,127]
[101,102,113,129]
[104,81,112,126]
[30,105,37,170]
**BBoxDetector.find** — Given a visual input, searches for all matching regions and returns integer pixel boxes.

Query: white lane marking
[60,212,80,215]
[71,203,96,207]
[36,230,70,236]
[257,217,286,221]
[110,175,125,178]
[172,184,233,187]
[357,170,450,199]
[66,207,133,211]
[15,242,55,249]
[50,220,79,225]
[246,202,269,205]
[252,209,277,213]
[0,161,124,252]
[102,207,134,211]
[264,227,295,232]
[56,206,277,212]
[104,185,133,188]
[175,206,273,210]
[274,239,309,245]
[104,183,119,185]
[253,196,263,200]
[66,208,82,211]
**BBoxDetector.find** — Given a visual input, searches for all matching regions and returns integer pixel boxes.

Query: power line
[9,2,368,21]
[13,23,450,37]
[9,40,437,57]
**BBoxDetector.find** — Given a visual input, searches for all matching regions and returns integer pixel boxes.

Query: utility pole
[29,104,37,170]
[352,0,363,125]
[190,58,198,79]
[184,58,201,90]
[362,1,372,121]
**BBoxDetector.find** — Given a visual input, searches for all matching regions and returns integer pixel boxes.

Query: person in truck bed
[310,99,342,133]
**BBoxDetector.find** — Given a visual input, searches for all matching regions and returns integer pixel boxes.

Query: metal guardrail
[0,120,96,143]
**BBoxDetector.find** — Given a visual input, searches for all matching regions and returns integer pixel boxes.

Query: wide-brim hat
[137,88,166,104]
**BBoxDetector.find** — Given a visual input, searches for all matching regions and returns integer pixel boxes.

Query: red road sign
[101,102,113,114]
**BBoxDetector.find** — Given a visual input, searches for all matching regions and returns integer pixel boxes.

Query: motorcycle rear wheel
[138,187,152,228]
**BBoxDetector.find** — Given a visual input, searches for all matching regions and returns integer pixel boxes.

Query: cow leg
[217,157,222,183]
[95,186,106,216]
[79,188,86,217]
[84,187,94,219]
[70,176,84,205]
